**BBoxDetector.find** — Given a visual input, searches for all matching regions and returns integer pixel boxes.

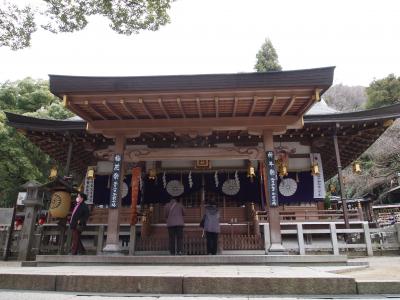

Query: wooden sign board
[195,160,211,169]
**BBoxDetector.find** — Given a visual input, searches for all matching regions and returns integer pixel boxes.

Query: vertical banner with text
[266,151,279,207]
[310,153,326,199]
[109,153,123,208]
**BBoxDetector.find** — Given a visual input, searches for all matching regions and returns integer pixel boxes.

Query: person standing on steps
[203,200,220,255]
[164,197,185,255]
[70,192,90,255]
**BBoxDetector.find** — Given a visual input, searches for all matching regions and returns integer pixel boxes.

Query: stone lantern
[18,180,42,261]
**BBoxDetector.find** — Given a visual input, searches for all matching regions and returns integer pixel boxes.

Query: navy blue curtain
[277,171,314,204]
[141,173,202,204]
[204,172,261,205]
[92,171,316,206]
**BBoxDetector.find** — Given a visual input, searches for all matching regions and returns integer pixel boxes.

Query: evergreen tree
[0,78,73,207]
[254,38,282,72]
[366,74,400,109]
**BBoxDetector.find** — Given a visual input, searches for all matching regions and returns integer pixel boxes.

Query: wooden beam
[215,97,219,117]
[69,102,94,122]
[315,88,322,102]
[88,116,301,135]
[281,96,296,116]
[233,97,238,117]
[62,95,68,107]
[95,146,266,162]
[249,96,258,116]
[139,98,154,119]
[120,99,137,119]
[265,96,276,116]
[158,98,170,119]
[86,103,108,120]
[102,100,122,120]
[67,88,316,103]
[196,97,202,118]
[296,97,314,116]
[176,97,186,118]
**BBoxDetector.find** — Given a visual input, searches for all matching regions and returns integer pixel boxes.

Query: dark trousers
[206,231,218,255]
[168,226,183,255]
[71,228,85,255]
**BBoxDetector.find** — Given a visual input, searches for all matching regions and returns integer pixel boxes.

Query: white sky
[0,0,399,86]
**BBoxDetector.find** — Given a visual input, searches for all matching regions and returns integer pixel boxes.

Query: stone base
[268,242,287,254]
[102,243,122,255]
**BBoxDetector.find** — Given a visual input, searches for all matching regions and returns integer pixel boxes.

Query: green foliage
[254,38,282,72]
[366,74,400,109]
[0,2,36,49]
[0,0,174,50]
[0,111,51,207]
[0,78,58,112]
[0,78,71,207]
[24,102,74,120]
[323,193,331,209]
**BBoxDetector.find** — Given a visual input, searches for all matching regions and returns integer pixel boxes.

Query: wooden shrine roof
[50,67,335,126]
[5,103,400,179]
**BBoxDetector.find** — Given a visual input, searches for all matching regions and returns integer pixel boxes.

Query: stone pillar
[18,181,42,261]
[262,131,285,252]
[103,135,126,254]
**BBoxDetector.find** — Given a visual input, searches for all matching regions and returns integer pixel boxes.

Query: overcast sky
[0,0,399,86]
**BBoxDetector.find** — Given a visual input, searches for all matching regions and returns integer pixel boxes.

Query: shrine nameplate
[265,151,279,207]
[109,153,123,208]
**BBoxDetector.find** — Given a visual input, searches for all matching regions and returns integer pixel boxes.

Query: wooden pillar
[263,130,285,252]
[200,174,205,218]
[64,138,73,175]
[333,133,350,229]
[103,135,126,254]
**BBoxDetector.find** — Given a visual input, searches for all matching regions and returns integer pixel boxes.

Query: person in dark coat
[164,198,185,255]
[203,200,220,255]
[70,192,90,255]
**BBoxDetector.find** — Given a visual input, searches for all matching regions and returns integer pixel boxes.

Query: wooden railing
[4,221,400,258]
[258,209,362,222]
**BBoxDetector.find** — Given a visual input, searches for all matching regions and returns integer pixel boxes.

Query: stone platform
[0,264,357,295]
[34,254,350,266]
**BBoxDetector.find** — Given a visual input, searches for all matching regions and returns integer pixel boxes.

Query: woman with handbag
[70,192,90,255]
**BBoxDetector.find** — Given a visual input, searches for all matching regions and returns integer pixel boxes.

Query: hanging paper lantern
[49,191,71,218]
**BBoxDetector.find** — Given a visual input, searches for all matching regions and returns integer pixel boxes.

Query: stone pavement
[0,256,399,297]
[0,291,398,299]
[344,256,400,280]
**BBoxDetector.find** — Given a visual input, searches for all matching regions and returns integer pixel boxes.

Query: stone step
[34,254,349,266]
[0,265,357,295]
